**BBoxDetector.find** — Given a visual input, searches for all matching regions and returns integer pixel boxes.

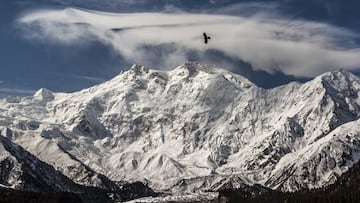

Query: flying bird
[203,32,211,44]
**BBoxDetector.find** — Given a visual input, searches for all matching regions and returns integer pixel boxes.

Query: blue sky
[1,0,360,97]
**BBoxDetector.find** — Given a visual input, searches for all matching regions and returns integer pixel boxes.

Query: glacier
[1,62,360,195]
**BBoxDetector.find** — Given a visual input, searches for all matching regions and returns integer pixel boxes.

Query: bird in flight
[203,32,211,44]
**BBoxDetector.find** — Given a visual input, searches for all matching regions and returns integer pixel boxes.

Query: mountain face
[218,150,360,203]
[0,135,78,192]
[0,135,157,202]
[1,62,360,195]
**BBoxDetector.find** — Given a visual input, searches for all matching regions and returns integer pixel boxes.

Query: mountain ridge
[1,62,360,195]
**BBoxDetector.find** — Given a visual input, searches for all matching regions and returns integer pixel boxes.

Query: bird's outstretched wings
[203,32,210,44]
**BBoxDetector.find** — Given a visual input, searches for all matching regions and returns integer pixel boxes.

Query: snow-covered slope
[1,62,360,193]
[0,135,79,192]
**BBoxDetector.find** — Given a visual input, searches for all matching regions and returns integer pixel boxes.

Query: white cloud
[17,7,360,77]
[66,74,105,83]
[0,87,35,95]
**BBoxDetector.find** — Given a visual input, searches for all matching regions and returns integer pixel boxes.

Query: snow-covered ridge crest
[1,62,360,194]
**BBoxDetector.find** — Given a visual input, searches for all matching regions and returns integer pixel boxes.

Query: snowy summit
[1,62,360,195]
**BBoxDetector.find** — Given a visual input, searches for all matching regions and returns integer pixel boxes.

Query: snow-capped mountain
[1,62,360,195]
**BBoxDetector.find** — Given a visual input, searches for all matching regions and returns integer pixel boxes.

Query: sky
[1,0,360,97]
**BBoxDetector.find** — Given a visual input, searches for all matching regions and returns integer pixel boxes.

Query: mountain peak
[33,88,54,102]
[172,62,253,89]
[176,61,227,74]
[322,68,344,76]
[129,64,149,75]
[317,68,359,83]
[319,69,359,90]
[304,69,360,95]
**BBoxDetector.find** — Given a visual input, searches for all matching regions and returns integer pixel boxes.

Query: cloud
[17,7,360,77]
[0,87,35,96]
[64,74,105,83]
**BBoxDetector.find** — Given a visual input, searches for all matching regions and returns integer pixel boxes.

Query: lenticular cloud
[18,7,360,77]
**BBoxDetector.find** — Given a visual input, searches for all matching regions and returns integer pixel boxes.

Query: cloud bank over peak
[18,7,360,77]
